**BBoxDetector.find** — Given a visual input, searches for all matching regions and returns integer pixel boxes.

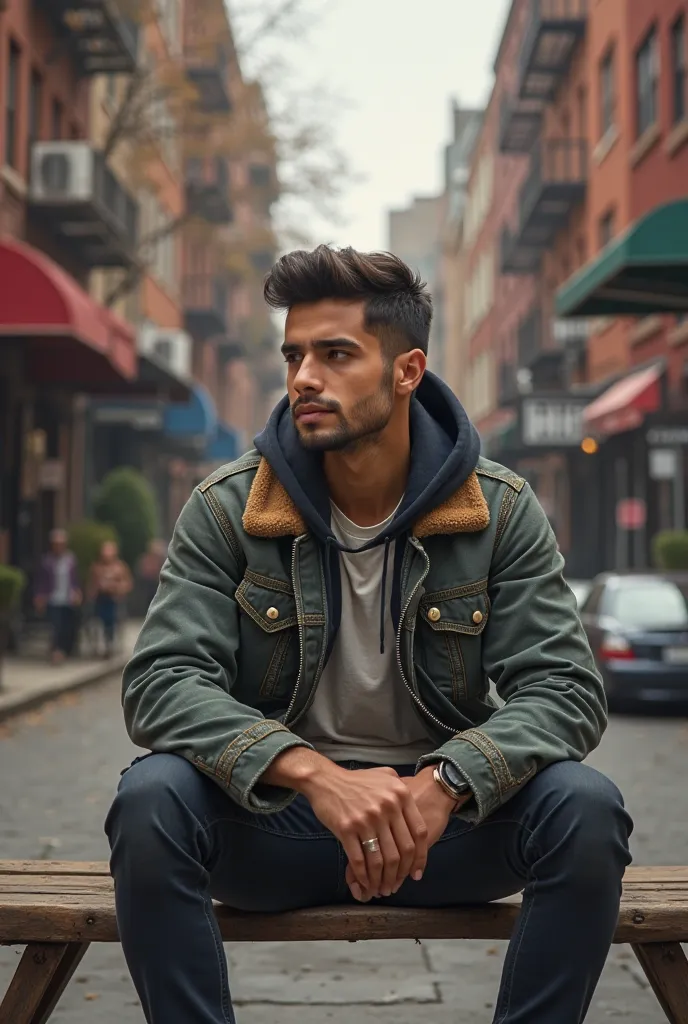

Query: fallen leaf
[84,993,100,1001]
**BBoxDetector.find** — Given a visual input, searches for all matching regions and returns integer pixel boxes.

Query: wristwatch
[434,760,472,808]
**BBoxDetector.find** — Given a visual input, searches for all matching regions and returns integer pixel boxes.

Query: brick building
[458,0,688,578]
[0,0,139,575]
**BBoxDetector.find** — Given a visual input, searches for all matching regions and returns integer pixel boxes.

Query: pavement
[0,667,687,1021]
[0,621,139,722]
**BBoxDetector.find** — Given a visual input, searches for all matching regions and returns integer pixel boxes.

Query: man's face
[282,299,397,452]
[51,532,67,555]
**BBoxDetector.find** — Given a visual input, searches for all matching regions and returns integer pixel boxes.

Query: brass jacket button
[427,607,441,622]
[266,607,280,621]
[472,610,484,624]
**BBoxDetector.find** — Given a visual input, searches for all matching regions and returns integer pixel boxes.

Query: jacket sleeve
[122,486,313,813]
[416,482,607,823]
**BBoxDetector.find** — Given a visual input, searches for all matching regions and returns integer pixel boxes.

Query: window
[671,15,686,124]
[51,99,63,140]
[249,164,271,187]
[636,27,659,137]
[28,70,42,152]
[600,47,615,135]
[599,209,615,248]
[5,42,21,169]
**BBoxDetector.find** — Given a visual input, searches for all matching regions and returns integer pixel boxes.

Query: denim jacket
[122,452,606,824]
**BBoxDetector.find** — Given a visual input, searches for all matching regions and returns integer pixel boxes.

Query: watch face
[443,760,467,790]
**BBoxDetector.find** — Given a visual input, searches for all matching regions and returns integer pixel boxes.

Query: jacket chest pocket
[416,580,490,705]
[236,572,299,700]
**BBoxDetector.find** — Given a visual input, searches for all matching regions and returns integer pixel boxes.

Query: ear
[395,349,426,396]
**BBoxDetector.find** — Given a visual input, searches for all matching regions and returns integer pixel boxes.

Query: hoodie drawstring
[379,537,392,655]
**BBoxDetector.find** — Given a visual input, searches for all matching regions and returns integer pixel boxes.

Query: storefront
[0,238,136,581]
[482,392,597,578]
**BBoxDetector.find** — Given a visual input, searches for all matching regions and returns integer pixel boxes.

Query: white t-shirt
[296,502,436,764]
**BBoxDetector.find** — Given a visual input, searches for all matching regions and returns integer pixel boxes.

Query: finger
[400,791,429,883]
[361,832,385,899]
[345,863,363,902]
[341,833,370,895]
[388,815,417,894]
[376,823,402,897]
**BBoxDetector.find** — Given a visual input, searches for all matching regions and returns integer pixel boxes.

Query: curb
[0,653,129,724]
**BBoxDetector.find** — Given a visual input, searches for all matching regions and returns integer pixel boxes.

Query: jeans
[106,755,632,1024]
[48,604,76,655]
[94,594,117,646]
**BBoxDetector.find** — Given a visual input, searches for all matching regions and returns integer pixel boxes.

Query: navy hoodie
[254,371,481,660]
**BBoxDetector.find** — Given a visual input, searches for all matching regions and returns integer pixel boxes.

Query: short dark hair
[264,244,432,358]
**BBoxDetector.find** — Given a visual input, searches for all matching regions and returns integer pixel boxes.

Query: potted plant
[0,565,26,691]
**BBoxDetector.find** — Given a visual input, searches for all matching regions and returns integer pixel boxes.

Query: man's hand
[343,766,471,897]
[263,748,429,902]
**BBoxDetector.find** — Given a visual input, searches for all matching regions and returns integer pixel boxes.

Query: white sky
[286,0,511,250]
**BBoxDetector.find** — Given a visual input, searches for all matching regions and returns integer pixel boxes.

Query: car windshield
[612,579,688,630]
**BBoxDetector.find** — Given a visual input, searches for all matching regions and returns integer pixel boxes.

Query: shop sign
[616,498,647,530]
[521,399,585,447]
[39,459,65,491]
[649,448,678,481]
[92,403,163,431]
[647,426,688,446]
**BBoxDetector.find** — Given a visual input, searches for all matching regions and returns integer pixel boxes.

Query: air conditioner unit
[138,326,192,380]
[30,142,97,203]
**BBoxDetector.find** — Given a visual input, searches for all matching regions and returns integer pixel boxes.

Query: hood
[253,370,481,550]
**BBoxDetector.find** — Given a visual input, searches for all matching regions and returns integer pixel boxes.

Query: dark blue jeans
[48,604,76,655]
[106,755,632,1024]
[94,594,117,646]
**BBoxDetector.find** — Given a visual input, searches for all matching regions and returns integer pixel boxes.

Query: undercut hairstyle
[264,244,432,359]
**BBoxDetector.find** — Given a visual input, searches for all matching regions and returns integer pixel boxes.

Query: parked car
[567,579,592,608]
[579,573,688,711]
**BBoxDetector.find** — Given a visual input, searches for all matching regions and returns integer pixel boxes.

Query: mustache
[291,397,341,415]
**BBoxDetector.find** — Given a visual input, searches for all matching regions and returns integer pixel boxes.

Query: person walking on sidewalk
[88,540,132,658]
[34,528,81,665]
[107,246,632,1024]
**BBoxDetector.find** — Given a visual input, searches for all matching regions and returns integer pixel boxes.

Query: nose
[292,352,324,396]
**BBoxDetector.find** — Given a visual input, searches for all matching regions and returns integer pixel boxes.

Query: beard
[292,365,395,453]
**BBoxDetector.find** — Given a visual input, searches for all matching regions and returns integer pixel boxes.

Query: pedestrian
[88,540,132,658]
[34,528,81,665]
[107,245,632,1024]
[135,539,166,616]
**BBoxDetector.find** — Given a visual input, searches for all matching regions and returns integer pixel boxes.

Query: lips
[294,404,333,423]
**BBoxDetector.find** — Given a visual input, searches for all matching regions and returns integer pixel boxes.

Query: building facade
[460,0,688,578]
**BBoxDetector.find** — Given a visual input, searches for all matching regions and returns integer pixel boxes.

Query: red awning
[0,238,136,388]
[583,364,662,438]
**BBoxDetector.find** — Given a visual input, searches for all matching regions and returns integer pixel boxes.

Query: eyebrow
[280,337,362,355]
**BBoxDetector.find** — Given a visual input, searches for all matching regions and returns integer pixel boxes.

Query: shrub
[652,530,688,571]
[68,520,119,584]
[94,467,158,569]
[0,565,26,613]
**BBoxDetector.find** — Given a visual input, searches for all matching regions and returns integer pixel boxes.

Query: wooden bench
[0,861,687,1024]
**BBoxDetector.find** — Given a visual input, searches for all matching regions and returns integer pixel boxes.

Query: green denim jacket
[122,451,606,823]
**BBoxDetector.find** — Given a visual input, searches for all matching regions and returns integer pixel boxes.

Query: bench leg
[0,942,89,1024]
[632,942,688,1024]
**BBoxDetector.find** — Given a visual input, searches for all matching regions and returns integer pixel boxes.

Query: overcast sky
[286,0,511,250]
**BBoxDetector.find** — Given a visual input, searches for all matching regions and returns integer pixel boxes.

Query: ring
[361,837,380,853]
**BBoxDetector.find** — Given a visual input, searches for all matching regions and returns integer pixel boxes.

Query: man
[107,246,632,1024]
[34,528,81,664]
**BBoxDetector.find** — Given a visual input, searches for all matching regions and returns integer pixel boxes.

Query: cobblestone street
[0,675,686,1023]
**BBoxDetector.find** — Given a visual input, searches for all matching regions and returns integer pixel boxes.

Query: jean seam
[202,893,233,1024]
[493,827,543,1023]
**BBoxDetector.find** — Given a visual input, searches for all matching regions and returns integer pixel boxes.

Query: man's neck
[323,424,410,528]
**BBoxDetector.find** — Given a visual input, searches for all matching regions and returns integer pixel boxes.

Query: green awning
[556,199,688,316]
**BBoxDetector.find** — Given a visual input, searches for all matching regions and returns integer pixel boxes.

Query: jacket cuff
[416,729,509,824]
[213,720,315,814]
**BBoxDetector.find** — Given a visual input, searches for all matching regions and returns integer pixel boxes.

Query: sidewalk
[0,620,140,722]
